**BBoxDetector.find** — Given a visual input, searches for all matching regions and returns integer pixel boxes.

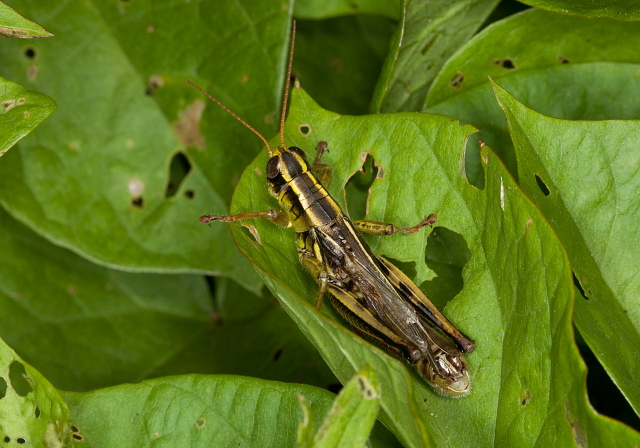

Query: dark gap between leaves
[578,337,640,431]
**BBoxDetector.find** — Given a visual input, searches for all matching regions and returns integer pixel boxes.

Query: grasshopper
[190,22,474,397]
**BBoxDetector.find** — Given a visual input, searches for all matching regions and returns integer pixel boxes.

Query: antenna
[280,20,296,148]
[185,79,272,154]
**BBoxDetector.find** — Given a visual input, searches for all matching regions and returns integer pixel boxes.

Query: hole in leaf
[535,174,550,196]
[272,348,283,361]
[493,58,516,70]
[196,418,205,428]
[34,406,40,418]
[72,433,84,441]
[421,35,437,55]
[521,390,531,405]
[185,189,195,199]
[131,197,144,208]
[385,258,417,281]
[0,377,6,399]
[421,227,472,310]
[9,361,32,397]
[558,55,570,64]
[165,152,192,199]
[23,47,37,59]
[450,72,465,89]
[345,153,377,220]
[16,438,26,444]
[4,436,9,442]
[298,124,311,136]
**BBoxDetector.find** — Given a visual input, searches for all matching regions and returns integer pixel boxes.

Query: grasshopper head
[266,145,310,194]
[417,351,470,397]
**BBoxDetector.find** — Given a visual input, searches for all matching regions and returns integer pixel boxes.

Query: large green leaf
[426,8,640,183]
[0,77,55,156]
[223,87,640,446]
[493,81,640,418]
[62,375,338,448]
[0,337,71,446]
[0,206,212,391]
[0,204,337,392]
[371,0,499,113]
[0,0,296,288]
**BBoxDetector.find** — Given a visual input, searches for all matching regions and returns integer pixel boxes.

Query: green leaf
[371,0,499,113]
[518,0,640,20]
[0,337,71,446]
[0,76,55,156]
[226,86,640,446]
[492,80,640,418]
[0,0,294,288]
[149,278,339,390]
[426,8,640,183]
[313,365,380,448]
[62,375,337,448]
[294,0,401,20]
[0,2,52,38]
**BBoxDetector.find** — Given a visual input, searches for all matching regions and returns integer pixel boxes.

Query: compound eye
[266,156,281,179]
[288,146,307,159]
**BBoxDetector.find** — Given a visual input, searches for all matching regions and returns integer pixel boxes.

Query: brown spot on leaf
[244,224,262,245]
[173,99,205,150]
[27,64,38,80]
[450,72,465,89]
[565,400,587,447]
[0,27,29,38]
[146,74,164,95]
[525,218,532,232]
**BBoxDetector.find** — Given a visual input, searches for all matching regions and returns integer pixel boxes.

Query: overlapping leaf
[519,0,640,20]
[0,77,54,156]
[426,8,640,182]
[493,81,640,417]
[371,0,499,113]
